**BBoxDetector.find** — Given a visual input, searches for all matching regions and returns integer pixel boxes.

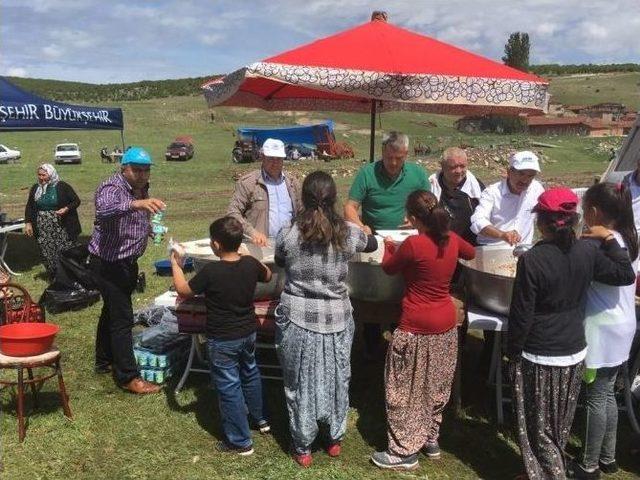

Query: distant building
[526,116,590,136]
[526,115,628,137]
[566,102,628,120]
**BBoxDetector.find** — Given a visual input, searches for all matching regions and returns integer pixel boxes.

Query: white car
[54,143,82,165]
[0,144,21,164]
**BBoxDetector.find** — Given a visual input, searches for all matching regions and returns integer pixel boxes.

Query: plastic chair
[0,283,72,442]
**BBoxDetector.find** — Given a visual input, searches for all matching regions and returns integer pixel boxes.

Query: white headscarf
[34,163,60,201]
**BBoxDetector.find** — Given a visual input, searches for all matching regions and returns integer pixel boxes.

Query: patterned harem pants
[385,327,458,456]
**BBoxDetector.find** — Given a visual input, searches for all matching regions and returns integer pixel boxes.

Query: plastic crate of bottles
[134,341,188,369]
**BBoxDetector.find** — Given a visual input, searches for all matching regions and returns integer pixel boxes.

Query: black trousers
[89,255,139,385]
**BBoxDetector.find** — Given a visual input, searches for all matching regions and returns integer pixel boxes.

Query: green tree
[502,32,530,72]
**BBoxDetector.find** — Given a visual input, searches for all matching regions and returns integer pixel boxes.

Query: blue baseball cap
[121,146,153,165]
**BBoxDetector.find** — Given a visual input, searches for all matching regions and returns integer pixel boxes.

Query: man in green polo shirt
[344,131,430,233]
[344,131,430,359]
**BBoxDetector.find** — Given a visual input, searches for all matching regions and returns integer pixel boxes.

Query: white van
[54,143,82,165]
[0,144,21,164]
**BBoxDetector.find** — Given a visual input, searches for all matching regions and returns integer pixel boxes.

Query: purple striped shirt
[88,173,150,262]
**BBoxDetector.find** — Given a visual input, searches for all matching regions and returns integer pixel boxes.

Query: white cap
[509,150,540,172]
[261,138,286,158]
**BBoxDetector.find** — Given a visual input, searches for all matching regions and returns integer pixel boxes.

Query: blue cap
[121,146,153,165]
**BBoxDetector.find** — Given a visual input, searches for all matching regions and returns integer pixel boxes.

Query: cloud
[199,33,224,46]
[7,67,27,77]
[2,0,640,83]
[42,44,64,59]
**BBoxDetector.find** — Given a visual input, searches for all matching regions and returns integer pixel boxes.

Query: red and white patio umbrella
[203,13,549,160]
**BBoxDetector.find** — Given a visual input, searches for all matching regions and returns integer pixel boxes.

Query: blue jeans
[582,365,620,469]
[207,333,265,448]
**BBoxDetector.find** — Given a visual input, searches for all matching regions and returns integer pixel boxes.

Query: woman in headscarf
[25,164,81,278]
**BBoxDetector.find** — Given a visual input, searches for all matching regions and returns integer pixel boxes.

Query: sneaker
[598,460,618,474]
[215,441,254,456]
[256,420,271,434]
[326,442,341,457]
[422,441,441,458]
[292,452,312,468]
[567,461,600,479]
[370,451,419,470]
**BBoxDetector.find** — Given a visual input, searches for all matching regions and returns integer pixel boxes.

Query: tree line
[7,75,219,103]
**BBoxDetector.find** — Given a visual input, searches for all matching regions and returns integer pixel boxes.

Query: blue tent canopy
[237,121,334,146]
[0,77,124,131]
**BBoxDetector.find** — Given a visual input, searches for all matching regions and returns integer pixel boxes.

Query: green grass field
[0,75,638,479]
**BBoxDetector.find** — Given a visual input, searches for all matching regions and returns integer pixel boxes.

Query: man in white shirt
[470,151,545,246]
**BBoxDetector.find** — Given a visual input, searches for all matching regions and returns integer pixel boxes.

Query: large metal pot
[182,239,285,300]
[459,245,519,316]
[347,240,404,303]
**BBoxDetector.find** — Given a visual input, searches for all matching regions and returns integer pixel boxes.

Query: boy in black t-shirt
[171,216,272,456]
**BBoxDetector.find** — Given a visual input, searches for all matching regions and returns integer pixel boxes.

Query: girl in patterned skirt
[274,171,377,468]
[371,190,475,470]
[508,187,635,480]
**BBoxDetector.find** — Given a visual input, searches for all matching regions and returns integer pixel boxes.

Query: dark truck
[165,136,194,161]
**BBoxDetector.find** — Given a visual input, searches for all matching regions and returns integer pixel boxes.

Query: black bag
[52,244,97,291]
[41,287,101,314]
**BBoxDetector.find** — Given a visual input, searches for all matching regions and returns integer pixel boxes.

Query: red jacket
[382,232,475,334]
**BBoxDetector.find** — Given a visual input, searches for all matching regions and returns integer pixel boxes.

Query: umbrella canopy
[203,17,549,116]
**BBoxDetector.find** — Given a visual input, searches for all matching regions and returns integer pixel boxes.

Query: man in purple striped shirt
[88,147,165,394]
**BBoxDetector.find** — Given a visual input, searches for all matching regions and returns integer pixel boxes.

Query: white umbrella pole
[369,99,376,162]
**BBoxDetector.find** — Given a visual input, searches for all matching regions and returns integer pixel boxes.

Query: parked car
[0,144,21,164]
[54,143,82,165]
[165,136,194,161]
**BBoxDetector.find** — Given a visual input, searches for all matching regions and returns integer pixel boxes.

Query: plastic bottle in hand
[152,210,168,245]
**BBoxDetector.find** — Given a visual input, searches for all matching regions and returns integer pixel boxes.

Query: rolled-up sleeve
[470,188,495,235]
[95,185,132,220]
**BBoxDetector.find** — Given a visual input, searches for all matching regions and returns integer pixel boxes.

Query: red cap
[533,187,579,214]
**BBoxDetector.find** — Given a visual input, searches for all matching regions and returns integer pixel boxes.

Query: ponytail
[406,190,450,255]
[537,211,578,253]
[297,171,348,249]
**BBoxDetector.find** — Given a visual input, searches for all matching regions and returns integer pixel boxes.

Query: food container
[459,245,521,315]
[182,239,285,300]
[0,322,60,357]
[347,234,405,303]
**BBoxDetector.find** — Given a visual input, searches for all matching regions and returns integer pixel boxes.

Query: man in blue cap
[88,147,165,394]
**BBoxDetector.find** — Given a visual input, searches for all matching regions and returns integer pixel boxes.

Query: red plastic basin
[0,323,60,357]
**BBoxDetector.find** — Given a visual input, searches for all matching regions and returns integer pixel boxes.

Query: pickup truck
[0,144,21,164]
[165,136,194,161]
[54,143,82,165]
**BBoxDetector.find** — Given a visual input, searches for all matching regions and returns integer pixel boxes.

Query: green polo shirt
[348,160,430,230]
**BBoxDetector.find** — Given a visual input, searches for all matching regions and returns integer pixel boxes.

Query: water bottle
[152,210,168,245]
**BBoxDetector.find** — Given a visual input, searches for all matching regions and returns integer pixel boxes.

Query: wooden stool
[0,348,72,442]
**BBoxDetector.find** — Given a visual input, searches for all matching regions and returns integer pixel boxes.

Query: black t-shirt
[188,256,267,340]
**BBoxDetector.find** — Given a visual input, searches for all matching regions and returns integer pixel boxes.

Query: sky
[2,0,640,84]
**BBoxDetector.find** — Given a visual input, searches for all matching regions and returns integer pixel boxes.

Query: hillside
[6,75,217,103]
[7,70,640,111]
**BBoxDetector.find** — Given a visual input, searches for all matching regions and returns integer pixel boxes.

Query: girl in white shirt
[572,182,639,479]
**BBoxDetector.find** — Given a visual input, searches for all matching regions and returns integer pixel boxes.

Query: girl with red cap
[508,187,636,480]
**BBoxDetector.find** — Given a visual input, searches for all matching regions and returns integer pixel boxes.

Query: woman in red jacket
[371,190,476,471]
